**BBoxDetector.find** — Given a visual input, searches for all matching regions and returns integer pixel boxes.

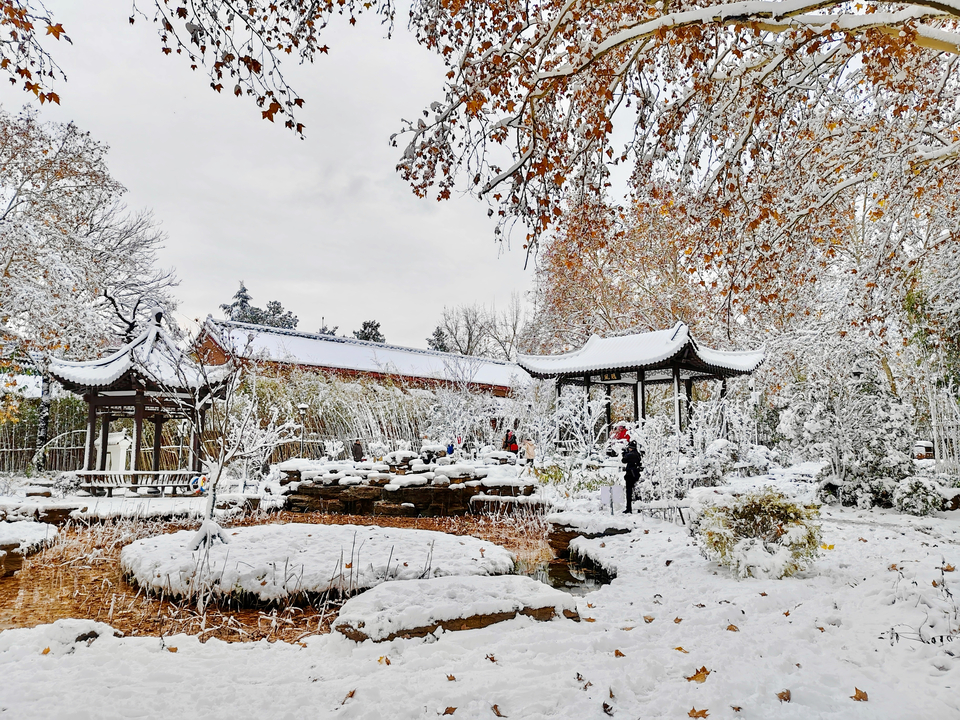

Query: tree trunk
[33,373,51,473]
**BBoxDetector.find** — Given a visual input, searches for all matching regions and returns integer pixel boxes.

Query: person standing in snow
[502,429,518,454]
[621,440,643,514]
[352,439,363,463]
[522,438,536,473]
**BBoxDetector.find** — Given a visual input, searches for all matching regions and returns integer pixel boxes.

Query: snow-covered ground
[2,464,959,718]
[121,523,516,602]
[0,521,58,552]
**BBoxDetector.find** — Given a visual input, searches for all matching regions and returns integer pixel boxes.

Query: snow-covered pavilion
[48,311,225,488]
[517,322,764,432]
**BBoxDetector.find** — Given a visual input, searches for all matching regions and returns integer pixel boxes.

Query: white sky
[0,1,534,347]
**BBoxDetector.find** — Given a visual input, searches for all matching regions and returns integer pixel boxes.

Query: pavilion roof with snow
[517,322,763,384]
[517,322,764,430]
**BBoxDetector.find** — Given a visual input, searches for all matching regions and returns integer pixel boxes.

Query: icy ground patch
[120,523,516,602]
[334,575,578,641]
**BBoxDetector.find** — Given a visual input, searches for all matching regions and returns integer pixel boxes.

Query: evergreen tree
[427,326,449,352]
[353,320,385,343]
[220,282,298,329]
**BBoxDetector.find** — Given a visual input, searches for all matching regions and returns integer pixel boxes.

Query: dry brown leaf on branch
[777,690,791,703]
[643,616,655,624]
[341,689,356,705]
[686,666,711,683]
[688,707,709,718]
[614,649,625,657]
[442,707,456,715]
[851,688,868,702]
[674,647,689,653]
[447,675,456,681]
[726,624,739,632]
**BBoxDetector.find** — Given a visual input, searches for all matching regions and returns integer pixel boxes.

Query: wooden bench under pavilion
[48,310,227,496]
[517,322,765,433]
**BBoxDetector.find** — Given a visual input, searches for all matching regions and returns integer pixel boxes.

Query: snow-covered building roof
[517,322,764,383]
[202,319,527,394]
[49,310,223,394]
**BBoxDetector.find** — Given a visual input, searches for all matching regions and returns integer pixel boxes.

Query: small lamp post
[298,403,309,458]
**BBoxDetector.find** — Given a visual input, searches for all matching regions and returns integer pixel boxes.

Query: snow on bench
[76,471,198,496]
[120,523,515,603]
[334,574,580,642]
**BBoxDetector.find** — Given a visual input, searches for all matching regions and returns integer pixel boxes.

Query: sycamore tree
[7,1,960,317]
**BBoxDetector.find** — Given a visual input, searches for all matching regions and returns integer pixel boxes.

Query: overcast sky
[1,1,534,348]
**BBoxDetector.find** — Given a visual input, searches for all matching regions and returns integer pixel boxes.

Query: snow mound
[334,574,578,642]
[0,521,58,553]
[120,523,515,603]
[545,512,638,535]
[0,619,121,659]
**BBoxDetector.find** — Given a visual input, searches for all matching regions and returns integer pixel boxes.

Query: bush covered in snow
[893,477,944,516]
[695,489,821,579]
[778,358,914,509]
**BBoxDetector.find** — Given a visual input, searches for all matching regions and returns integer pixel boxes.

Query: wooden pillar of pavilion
[152,416,164,472]
[672,365,682,434]
[131,394,144,485]
[98,413,111,471]
[639,371,647,422]
[605,383,612,431]
[632,382,639,423]
[84,400,97,471]
[684,378,694,431]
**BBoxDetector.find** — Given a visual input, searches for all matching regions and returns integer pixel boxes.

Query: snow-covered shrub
[893,477,943,516]
[778,358,913,508]
[53,471,80,497]
[695,489,821,579]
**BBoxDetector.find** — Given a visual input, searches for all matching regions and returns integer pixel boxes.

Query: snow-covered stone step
[334,575,580,642]
[0,521,58,577]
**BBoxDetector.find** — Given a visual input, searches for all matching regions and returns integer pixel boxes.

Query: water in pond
[528,558,613,597]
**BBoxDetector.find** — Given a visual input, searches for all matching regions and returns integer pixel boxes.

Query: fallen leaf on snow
[686,666,711,683]
[726,624,739,632]
[614,649,625,657]
[486,654,497,663]
[783,611,790,617]
[665,560,673,566]
[587,603,595,608]
[644,529,650,534]
[600,542,606,548]
[447,675,456,681]
[945,564,956,572]
[730,707,742,713]
[817,627,825,632]
[168,647,178,653]
[851,688,868,702]
[858,537,868,542]
[688,707,709,718]
[342,689,356,705]
[777,690,791,703]
[442,707,456,715]
[695,603,705,608]
[889,564,898,571]
[584,618,596,623]
[492,704,507,717]
[602,702,614,716]
[609,688,615,699]
[674,647,689,653]
[674,617,682,624]
[759,592,767,597]
[820,544,834,550]
[933,580,939,587]
[621,626,634,631]
[41,647,50,655]
[378,656,391,665]
[643,616,655,624]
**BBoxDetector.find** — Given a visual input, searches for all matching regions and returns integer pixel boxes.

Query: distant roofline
[207,318,519,369]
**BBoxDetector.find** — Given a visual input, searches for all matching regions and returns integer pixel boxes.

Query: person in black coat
[621,440,643,514]
[352,439,363,463]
